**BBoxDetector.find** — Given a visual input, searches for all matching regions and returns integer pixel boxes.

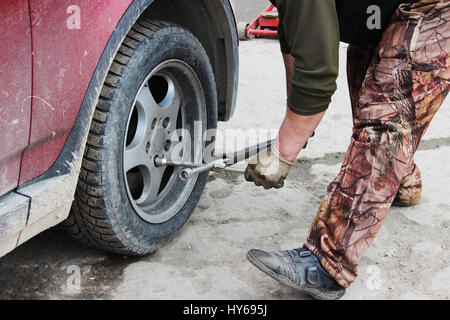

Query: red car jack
[238,4,279,40]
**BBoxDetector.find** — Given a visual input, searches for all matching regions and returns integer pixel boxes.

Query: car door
[0,0,32,196]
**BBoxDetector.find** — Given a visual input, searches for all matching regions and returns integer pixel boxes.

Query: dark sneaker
[391,185,422,207]
[246,247,345,300]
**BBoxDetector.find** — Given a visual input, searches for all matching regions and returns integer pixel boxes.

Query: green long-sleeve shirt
[276,0,340,115]
[273,0,417,115]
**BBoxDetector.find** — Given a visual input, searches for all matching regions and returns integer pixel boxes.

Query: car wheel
[63,19,217,255]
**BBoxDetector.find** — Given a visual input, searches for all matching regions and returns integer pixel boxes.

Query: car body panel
[19,0,133,184]
[0,0,32,196]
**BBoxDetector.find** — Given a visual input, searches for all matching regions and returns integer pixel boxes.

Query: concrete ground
[0,1,449,300]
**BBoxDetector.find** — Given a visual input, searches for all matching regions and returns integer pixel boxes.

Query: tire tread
[63,18,214,256]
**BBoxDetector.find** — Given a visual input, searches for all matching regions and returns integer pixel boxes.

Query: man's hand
[245,146,293,189]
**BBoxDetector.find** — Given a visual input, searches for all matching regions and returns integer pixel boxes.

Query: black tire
[63,19,217,255]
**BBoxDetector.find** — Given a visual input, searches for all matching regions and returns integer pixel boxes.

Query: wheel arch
[141,0,239,122]
[21,0,238,188]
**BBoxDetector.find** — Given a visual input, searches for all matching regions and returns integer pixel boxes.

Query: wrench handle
[227,139,275,165]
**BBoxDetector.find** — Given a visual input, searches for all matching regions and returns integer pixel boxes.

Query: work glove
[245,146,293,189]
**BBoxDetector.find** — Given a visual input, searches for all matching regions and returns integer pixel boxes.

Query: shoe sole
[391,200,417,207]
[246,251,345,300]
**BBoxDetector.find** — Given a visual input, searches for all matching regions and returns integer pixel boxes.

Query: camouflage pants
[305,0,450,288]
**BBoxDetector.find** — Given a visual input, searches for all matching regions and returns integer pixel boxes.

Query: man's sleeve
[277,0,340,115]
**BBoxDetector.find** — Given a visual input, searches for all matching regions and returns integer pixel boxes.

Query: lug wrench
[155,139,275,181]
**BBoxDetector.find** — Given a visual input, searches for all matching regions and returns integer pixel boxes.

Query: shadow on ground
[0,227,141,299]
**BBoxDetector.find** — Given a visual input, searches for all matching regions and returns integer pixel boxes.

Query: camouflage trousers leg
[305,0,450,288]
[346,45,424,207]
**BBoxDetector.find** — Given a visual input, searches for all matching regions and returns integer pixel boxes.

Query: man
[245,0,450,299]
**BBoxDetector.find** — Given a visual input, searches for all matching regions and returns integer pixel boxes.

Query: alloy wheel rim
[123,59,206,223]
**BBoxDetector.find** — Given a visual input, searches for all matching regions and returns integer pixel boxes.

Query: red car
[0,0,238,257]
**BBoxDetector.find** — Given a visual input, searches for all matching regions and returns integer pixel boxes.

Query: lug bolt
[151,118,157,129]
[164,140,171,151]
[163,117,170,129]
